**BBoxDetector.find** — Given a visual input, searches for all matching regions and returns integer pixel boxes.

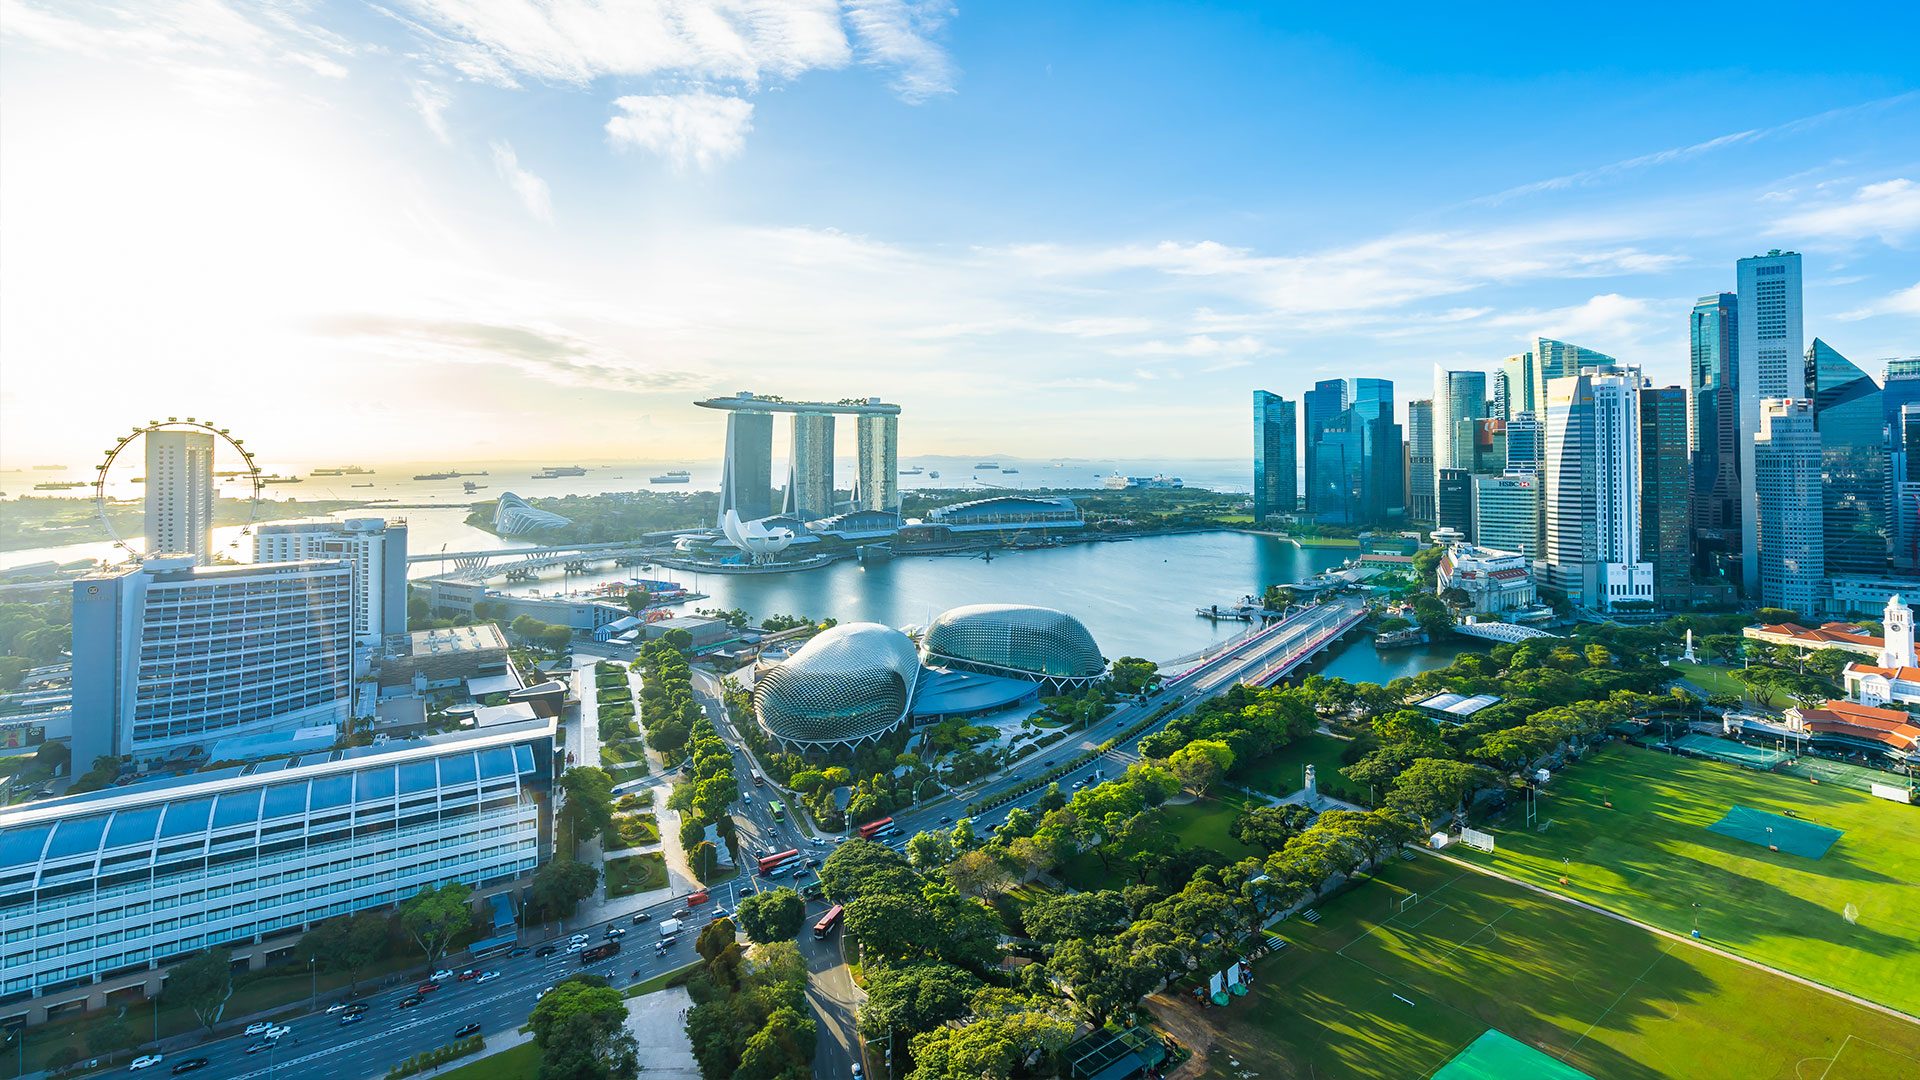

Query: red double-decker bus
[812,904,844,940]
[857,817,893,839]
[756,848,800,874]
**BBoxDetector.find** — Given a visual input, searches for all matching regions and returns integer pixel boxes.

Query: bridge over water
[409,541,666,582]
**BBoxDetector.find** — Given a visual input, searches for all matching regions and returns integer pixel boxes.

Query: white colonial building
[1436,543,1537,614]
[1842,596,1920,706]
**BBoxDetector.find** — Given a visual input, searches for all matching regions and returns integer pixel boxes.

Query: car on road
[477,971,500,983]
[342,1003,370,1017]
[1073,779,1087,789]
[567,940,586,952]
[535,945,558,957]
[432,968,455,981]
[339,1014,363,1027]
[244,1023,274,1037]
[939,815,952,824]
[398,996,423,1009]
[455,1023,483,1039]
[128,1055,163,1071]
[605,927,626,938]
[324,1001,349,1013]
[263,1026,290,1041]
[568,932,590,944]
[631,912,652,924]
[537,986,553,999]
[508,946,530,958]
[802,858,818,867]
[670,908,689,918]
[168,1059,207,1075]
[416,981,440,993]
[244,1042,271,1055]
[853,1065,863,1078]
[458,969,479,981]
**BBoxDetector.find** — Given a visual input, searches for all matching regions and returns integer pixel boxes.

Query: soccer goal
[1398,893,1421,912]
[1459,827,1497,853]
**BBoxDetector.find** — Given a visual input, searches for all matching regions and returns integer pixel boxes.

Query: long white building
[143,430,215,564]
[0,720,553,1022]
[1543,367,1652,611]
[70,558,355,769]
[254,518,409,644]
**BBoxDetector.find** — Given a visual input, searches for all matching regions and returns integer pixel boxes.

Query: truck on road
[658,918,682,937]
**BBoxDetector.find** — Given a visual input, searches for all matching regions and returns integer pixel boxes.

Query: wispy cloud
[316,314,703,391]
[1835,281,1920,321]
[605,93,755,170]
[843,0,957,102]
[410,79,453,144]
[1775,178,1920,246]
[490,140,553,221]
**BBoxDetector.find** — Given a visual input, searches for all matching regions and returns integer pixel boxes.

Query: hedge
[386,1035,484,1079]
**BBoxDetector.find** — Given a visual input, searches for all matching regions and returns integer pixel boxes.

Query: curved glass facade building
[921,604,1105,689]
[754,623,921,750]
[1808,339,1888,576]
[493,492,571,536]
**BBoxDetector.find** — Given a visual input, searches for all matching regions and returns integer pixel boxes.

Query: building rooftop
[397,623,510,658]
[1416,692,1502,718]
[910,667,1040,719]
[695,392,900,415]
[1746,622,1882,649]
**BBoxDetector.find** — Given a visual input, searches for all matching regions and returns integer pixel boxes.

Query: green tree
[1050,937,1163,1025]
[1228,803,1312,854]
[947,849,1013,898]
[845,893,937,964]
[859,961,983,1041]
[85,1014,137,1064]
[689,839,720,882]
[906,1005,1074,1080]
[818,838,921,903]
[400,882,473,964]
[736,888,806,943]
[166,948,235,1033]
[559,767,617,850]
[530,858,600,922]
[529,977,640,1080]
[1020,890,1128,944]
[623,588,652,616]
[297,912,389,991]
[1166,738,1235,795]
[735,1005,815,1080]
[1385,758,1500,832]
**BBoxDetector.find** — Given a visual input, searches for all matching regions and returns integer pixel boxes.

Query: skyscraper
[1406,399,1435,522]
[1473,471,1543,556]
[854,412,900,514]
[1897,401,1920,571]
[1689,292,1740,583]
[1301,379,1347,515]
[1638,385,1691,610]
[1505,412,1544,472]
[786,412,836,520]
[1737,251,1805,596]
[1309,379,1401,523]
[1533,337,1617,416]
[144,428,215,563]
[1753,398,1823,614]
[1543,367,1652,610]
[1501,352,1536,418]
[1452,417,1507,474]
[254,517,410,644]
[718,410,775,524]
[1432,366,1488,505]
[1491,369,1512,422]
[1252,391,1297,522]
[1806,339,1887,576]
[1436,468,1474,536]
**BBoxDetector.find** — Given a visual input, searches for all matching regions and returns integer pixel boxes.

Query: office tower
[1501,352,1536,418]
[854,411,900,514]
[1491,370,1511,422]
[1690,292,1740,582]
[1310,379,1401,523]
[1252,391,1298,522]
[1737,251,1806,595]
[718,410,775,524]
[254,518,410,644]
[1473,471,1543,556]
[1639,385,1691,610]
[1533,337,1617,417]
[1882,357,1920,457]
[1897,401,1920,571]
[1452,417,1507,474]
[1406,400,1435,522]
[1436,468,1474,536]
[1301,379,1348,515]
[1543,368,1653,610]
[1432,367,1488,502]
[1505,412,1544,472]
[785,412,836,520]
[0,719,554,1022]
[1806,340,1888,575]
[70,558,355,769]
[144,429,215,563]
[1753,398,1823,613]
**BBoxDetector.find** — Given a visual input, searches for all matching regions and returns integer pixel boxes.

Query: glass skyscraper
[1301,379,1347,516]
[1807,339,1887,575]
[1737,251,1805,596]
[1639,385,1691,609]
[1252,391,1297,522]
[1310,378,1402,524]
[1406,400,1435,522]
[1690,292,1740,582]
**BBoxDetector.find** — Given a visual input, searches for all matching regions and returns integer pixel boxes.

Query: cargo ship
[533,465,588,479]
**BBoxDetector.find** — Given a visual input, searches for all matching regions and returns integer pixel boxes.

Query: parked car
[127,1055,163,1071]
[535,945,558,957]
[398,996,423,1009]
[476,971,500,983]
[244,1023,273,1037]
[455,1023,483,1039]
[168,1059,207,1075]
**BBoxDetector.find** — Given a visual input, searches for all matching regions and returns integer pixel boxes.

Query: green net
[1706,805,1842,858]
[1778,755,1915,795]
[1671,734,1788,769]
[1433,1030,1593,1080]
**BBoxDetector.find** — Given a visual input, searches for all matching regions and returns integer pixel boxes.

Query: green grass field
[1236,733,1360,800]
[1056,795,1258,890]
[1669,660,1756,702]
[439,1041,537,1080]
[1456,743,1920,1016]
[1204,857,1920,1079]
[604,852,668,897]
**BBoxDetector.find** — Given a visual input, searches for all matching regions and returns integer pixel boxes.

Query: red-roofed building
[1743,621,1883,658]
[1784,699,1920,760]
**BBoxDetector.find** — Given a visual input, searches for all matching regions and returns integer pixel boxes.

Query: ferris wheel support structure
[92,417,264,565]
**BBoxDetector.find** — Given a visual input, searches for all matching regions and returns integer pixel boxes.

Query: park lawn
[1454,742,1920,1016]
[440,1041,538,1080]
[1057,796,1259,889]
[600,739,648,769]
[1235,733,1359,801]
[604,852,668,898]
[1670,659,1755,702]
[604,813,660,850]
[990,882,1056,937]
[1204,855,1920,1080]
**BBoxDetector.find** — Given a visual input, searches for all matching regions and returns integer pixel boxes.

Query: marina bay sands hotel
[696,392,901,525]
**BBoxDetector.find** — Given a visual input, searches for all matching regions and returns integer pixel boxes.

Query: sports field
[1202,857,1920,1079]
[1457,743,1920,1015]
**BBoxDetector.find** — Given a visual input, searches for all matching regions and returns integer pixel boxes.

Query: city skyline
[3,3,1918,463]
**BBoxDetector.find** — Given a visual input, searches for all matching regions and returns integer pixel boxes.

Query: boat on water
[352,482,375,488]
[1103,473,1183,490]
[1374,627,1429,648]
[312,468,343,476]
[898,466,924,475]
[313,466,371,476]
[928,470,941,478]
[534,465,588,478]
[261,475,303,485]
[649,473,691,484]
[32,481,85,491]
[1002,467,1020,474]
[414,471,456,481]
[462,481,488,493]
[31,465,64,471]
[974,461,1000,469]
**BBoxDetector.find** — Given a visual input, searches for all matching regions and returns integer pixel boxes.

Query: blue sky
[2,1,1917,465]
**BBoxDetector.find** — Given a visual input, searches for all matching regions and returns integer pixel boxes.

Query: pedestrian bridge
[1453,620,1558,643]
[409,542,661,582]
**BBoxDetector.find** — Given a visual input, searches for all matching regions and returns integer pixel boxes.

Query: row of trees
[685,920,815,1080]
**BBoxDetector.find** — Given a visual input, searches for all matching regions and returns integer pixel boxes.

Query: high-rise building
[1432,367,1488,503]
[854,412,900,514]
[254,518,410,644]
[1473,471,1544,556]
[1406,400,1435,522]
[1501,352,1536,418]
[1737,251,1806,596]
[785,412,836,520]
[1753,398,1824,614]
[144,429,215,564]
[70,558,356,770]
[1252,391,1298,522]
[1807,340,1888,576]
[1451,417,1507,474]
[1897,401,1920,571]
[1505,412,1544,472]
[1639,385,1691,609]
[1690,292,1741,583]
[1436,468,1474,536]
[1491,369,1512,422]
[1881,357,1920,457]
[1543,368,1653,610]
[1301,379,1347,515]
[1309,379,1401,524]
[1533,337,1617,417]
[717,410,775,525]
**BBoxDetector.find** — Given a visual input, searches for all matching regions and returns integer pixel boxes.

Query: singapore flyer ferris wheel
[93,418,264,564]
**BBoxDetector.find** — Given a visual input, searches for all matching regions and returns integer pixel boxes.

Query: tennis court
[1433,1030,1594,1080]
[1672,734,1788,769]
[1779,755,1916,796]
[1706,805,1843,858]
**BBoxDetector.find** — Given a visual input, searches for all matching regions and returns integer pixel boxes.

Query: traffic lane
[800,916,860,1080]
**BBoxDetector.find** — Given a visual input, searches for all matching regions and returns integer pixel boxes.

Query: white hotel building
[0,721,554,1023]
[253,518,410,645]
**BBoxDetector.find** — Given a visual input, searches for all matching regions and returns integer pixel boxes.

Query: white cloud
[843,0,956,102]
[1835,282,1920,321]
[1775,179,1920,245]
[605,93,754,170]
[1114,335,1269,359]
[1,0,351,86]
[410,80,453,144]
[490,140,553,221]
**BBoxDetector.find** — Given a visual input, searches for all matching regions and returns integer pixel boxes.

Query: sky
[2,1,1918,469]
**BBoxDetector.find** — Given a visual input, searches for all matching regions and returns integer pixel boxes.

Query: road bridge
[409,542,666,582]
